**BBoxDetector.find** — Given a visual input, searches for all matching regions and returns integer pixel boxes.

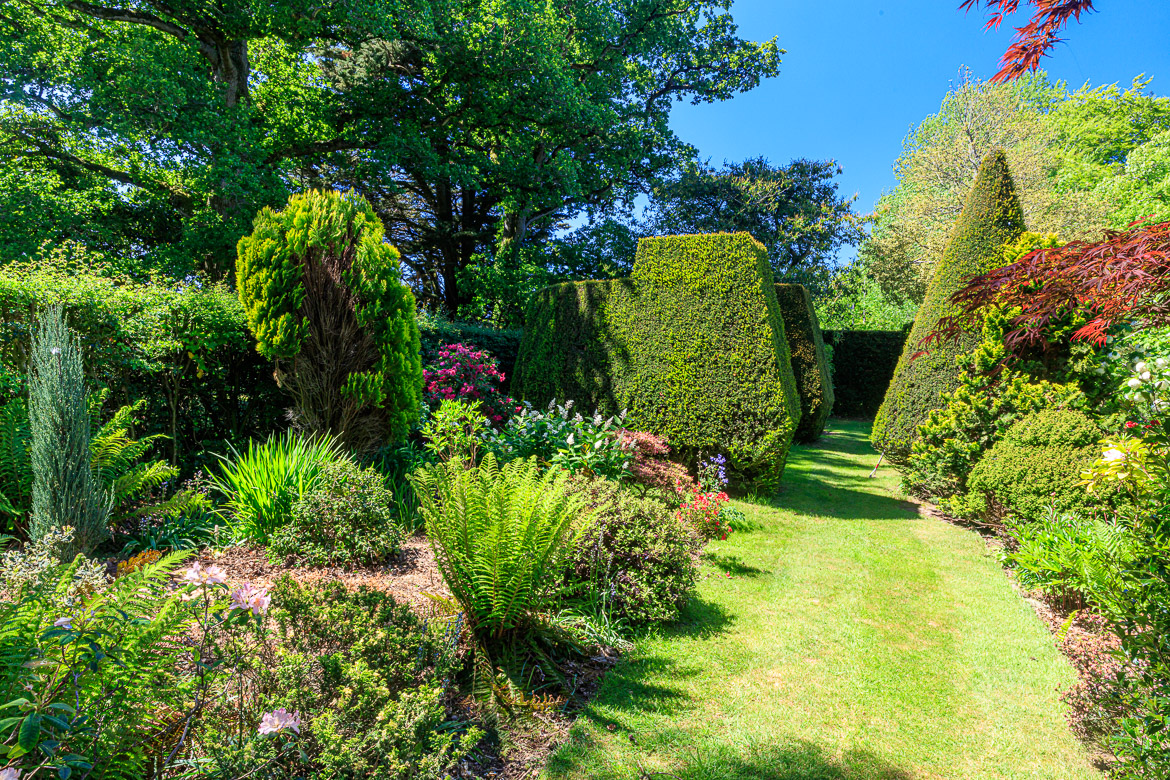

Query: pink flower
[230,583,271,616]
[53,616,73,629]
[182,562,227,588]
[0,768,22,780]
[258,708,302,735]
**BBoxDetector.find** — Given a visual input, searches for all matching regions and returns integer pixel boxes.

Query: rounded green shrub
[236,189,422,452]
[774,283,834,442]
[967,407,1104,522]
[872,150,1026,465]
[268,457,401,567]
[566,477,700,626]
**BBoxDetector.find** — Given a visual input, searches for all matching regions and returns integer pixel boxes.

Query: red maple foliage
[929,219,1170,353]
[960,0,1097,82]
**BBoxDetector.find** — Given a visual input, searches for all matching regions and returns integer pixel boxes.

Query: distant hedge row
[823,329,908,419]
[515,233,802,487]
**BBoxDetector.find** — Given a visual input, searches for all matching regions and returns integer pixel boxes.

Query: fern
[410,454,589,640]
[89,396,180,526]
[0,398,31,523]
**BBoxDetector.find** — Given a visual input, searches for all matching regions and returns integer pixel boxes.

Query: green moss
[967,408,1104,522]
[514,233,800,488]
[872,150,1027,465]
[774,284,834,442]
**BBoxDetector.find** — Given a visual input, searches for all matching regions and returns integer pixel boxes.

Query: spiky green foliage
[774,284,834,442]
[236,189,422,452]
[212,431,344,545]
[409,455,588,640]
[28,306,108,556]
[514,233,801,488]
[872,150,1027,465]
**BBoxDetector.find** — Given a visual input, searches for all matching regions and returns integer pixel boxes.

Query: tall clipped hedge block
[237,190,422,452]
[872,151,1026,465]
[515,233,801,488]
[774,284,834,442]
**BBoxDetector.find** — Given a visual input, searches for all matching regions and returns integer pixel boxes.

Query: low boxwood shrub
[566,477,700,626]
[268,458,402,567]
[968,407,1106,522]
[774,283,834,442]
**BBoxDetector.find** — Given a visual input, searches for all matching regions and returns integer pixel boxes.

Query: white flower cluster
[1122,357,1170,413]
[0,526,109,606]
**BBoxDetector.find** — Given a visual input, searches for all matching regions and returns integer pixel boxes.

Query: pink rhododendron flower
[182,562,227,588]
[258,708,302,735]
[230,583,271,616]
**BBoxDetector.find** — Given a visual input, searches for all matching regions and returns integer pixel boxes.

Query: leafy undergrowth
[544,420,1099,780]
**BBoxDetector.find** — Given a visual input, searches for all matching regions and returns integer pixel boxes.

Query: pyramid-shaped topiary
[774,283,834,443]
[871,150,1026,465]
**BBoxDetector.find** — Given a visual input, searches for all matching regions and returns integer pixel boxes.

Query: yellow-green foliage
[236,190,422,448]
[774,284,834,442]
[872,150,1027,465]
[968,407,1105,522]
[515,233,801,488]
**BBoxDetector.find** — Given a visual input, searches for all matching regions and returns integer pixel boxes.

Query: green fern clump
[0,528,198,777]
[410,454,588,640]
[28,306,109,556]
[0,397,32,522]
[872,150,1027,465]
[236,189,422,453]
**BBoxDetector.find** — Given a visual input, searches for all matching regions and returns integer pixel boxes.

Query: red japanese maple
[960,0,1097,82]
[929,219,1170,353]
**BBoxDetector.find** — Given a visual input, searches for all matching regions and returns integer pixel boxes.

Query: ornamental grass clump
[212,430,343,544]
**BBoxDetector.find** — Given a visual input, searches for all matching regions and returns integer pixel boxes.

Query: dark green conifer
[29,305,109,556]
[872,150,1026,465]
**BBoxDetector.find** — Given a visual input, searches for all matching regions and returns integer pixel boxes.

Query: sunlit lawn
[545,420,1099,780]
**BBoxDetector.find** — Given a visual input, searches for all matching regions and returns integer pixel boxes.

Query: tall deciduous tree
[643,157,868,285]
[0,0,782,314]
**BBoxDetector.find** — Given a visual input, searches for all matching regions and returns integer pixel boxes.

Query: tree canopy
[0,0,781,313]
[643,157,868,286]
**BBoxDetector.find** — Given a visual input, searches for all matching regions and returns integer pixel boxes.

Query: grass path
[544,420,1099,780]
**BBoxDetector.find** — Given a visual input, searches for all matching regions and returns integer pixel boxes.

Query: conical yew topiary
[871,150,1026,466]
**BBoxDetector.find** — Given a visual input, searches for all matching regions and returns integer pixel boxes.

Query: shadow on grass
[701,551,766,577]
[547,734,913,779]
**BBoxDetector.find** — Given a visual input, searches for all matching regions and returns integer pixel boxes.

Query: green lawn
[545,420,1099,780]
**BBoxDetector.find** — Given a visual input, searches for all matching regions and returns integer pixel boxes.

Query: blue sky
[669,0,1170,225]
